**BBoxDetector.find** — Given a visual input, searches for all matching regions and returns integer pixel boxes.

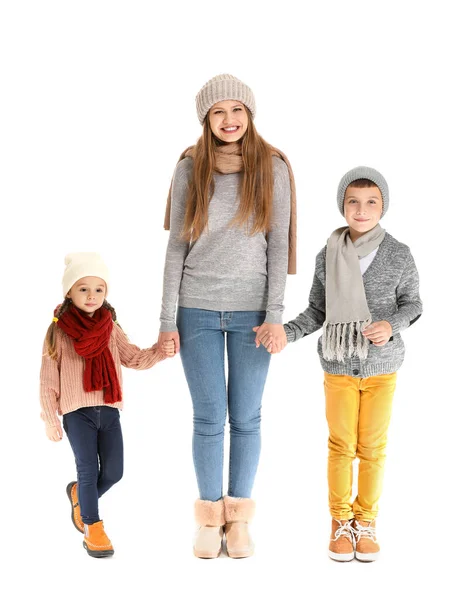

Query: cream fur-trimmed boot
[223,496,255,559]
[193,499,225,559]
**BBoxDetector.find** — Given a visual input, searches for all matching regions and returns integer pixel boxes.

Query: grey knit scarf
[322,224,386,362]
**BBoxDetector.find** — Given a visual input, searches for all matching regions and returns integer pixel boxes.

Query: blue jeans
[177,308,271,501]
[63,406,124,524]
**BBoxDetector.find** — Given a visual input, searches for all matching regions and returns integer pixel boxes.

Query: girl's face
[208,100,249,142]
[344,185,383,241]
[67,276,106,317]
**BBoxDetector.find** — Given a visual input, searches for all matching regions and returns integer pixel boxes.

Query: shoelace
[332,520,355,542]
[353,521,377,543]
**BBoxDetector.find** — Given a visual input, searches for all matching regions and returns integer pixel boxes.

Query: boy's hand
[158,331,180,355]
[253,323,287,354]
[46,422,63,442]
[362,321,393,346]
[161,339,176,357]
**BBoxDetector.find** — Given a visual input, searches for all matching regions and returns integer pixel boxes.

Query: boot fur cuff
[223,496,255,523]
[194,499,225,527]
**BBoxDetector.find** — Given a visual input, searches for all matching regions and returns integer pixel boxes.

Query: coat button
[353,369,359,375]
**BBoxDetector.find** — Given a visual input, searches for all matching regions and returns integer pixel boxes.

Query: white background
[1,1,459,598]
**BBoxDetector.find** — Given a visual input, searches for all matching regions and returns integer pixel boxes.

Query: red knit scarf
[57,304,122,404]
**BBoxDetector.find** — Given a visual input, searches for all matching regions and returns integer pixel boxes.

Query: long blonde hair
[44,299,120,360]
[182,108,274,242]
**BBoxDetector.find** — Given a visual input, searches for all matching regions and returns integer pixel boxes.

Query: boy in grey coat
[257,166,422,562]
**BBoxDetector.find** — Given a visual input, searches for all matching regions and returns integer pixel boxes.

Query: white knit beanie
[62,252,110,297]
[195,74,256,125]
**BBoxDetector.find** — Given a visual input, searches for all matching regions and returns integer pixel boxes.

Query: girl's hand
[161,339,175,357]
[253,323,287,354]
[362,321,393,346]
[46,422,63,442]
[158,331,180,355]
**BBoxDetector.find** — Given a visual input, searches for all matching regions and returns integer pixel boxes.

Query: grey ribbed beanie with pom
[337,166,389,217]
[195,74,256,125]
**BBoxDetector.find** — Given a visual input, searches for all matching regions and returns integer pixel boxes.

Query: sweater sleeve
[283,251,326,342]
[115,325,166,370]
[39,336,61,428]
[265,158,291,324]
[159,159,192,332]
[386,250,422,335]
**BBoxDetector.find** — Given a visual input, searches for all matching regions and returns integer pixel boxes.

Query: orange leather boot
[83,521,114,558]
[66,481,84,533]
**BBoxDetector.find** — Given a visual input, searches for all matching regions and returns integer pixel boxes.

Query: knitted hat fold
[337,166,389,217]
[196,74,256,124]
[62,252,110,297]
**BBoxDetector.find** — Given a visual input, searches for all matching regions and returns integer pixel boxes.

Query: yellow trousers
[324,372,397,521]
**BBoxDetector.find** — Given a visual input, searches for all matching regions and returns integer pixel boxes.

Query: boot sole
[355,551,380,562]
[227,551,253,559]
[66,481,84,533]
[328,550,354,562]
[227,544,254,559]
[83,541,114,558]
[193,548,221,559]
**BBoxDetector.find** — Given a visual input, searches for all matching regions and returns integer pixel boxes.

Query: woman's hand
[158,331,180,356]
[253,323,287,354]
[46,422,63,442]
[362,321,393,346]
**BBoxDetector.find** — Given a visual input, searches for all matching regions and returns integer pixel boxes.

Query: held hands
[46,422,63,442]
[161,339,175,357]
[252,323,287,354]
[158,331,180,357]
[362,321,393,346]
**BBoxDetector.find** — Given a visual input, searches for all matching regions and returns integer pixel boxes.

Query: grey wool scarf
[322,224,386,362]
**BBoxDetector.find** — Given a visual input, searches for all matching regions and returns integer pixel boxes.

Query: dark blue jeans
[63,406,123,525]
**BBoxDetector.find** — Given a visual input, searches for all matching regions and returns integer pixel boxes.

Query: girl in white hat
[40,252,173,558]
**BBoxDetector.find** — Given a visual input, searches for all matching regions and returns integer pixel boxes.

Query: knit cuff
[283,324,296,343]
[385,315,401,336]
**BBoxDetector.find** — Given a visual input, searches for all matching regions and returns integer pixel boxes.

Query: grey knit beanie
[195,74,256,125]
[337,166,389,217]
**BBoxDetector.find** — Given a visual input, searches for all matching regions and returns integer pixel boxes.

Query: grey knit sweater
[160,156,291,331]
[283,233,422,377]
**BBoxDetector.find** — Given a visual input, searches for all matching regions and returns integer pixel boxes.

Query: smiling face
[66,276,107,317]
[344,184,383,241]
[208,100,249,142]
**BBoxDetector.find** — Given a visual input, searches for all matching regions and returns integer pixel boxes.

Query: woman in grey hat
[159,74,296,558]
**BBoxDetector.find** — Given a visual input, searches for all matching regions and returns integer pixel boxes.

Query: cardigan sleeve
[39,335,61,428]
[159,159,192,332]
[115,325,166,370]
[265,158,291,324]
[283,251,326,342]
[386,250,423,335]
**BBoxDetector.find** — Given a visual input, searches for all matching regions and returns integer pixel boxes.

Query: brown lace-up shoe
[328,519,355,562]
[354,520,380,561]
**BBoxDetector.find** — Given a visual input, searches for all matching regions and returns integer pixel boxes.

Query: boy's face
[344,185,383,239]
[66,276,107,317]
